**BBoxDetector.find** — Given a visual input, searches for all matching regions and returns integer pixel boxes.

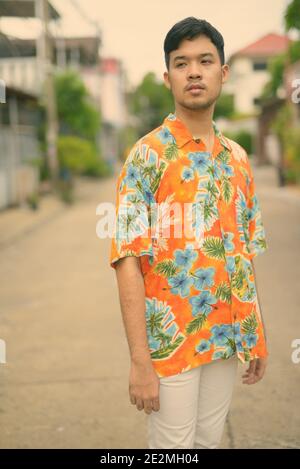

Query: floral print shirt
[110,112,269,378]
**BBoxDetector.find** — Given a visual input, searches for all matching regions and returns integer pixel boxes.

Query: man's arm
[115,256,160,414]
[242,258,268,385]
[251,258,267,344]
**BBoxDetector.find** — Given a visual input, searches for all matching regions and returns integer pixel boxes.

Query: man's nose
[187,64,202,79]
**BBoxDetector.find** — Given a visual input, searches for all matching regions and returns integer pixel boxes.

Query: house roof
[0,0,60,20]
[0,34,101,64]
[229,33,290,62]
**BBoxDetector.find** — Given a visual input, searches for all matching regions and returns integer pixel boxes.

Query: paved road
[0,166,299,449]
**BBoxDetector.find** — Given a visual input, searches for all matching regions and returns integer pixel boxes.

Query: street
[0,165,299,448]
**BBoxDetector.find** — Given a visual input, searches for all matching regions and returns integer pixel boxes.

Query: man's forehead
[170,37,217,59]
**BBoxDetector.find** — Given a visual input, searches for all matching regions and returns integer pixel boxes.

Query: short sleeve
[110,142,154,269]
[246,160,268,260]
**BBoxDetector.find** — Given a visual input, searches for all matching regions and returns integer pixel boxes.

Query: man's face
[164,34,229,111]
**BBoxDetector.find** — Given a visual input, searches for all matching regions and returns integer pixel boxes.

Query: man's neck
[174,105,215,140]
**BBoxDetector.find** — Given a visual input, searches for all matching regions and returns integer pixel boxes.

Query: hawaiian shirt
[110,112,269,378]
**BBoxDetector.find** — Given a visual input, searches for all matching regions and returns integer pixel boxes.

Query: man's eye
[202,60,212,64]
[176,63,186,68]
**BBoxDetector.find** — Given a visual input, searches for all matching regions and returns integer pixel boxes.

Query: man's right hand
[129,361,160,414]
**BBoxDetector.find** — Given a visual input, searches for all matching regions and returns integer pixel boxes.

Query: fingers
[242,359,257,384]
[151,398,160,412]
[135,398,144,411]
[129,393,160,414]
[242,358,267,385]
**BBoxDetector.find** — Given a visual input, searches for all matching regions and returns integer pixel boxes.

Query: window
[252,61,267,71]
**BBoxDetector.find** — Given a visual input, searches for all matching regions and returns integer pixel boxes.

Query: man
[110,17,269,449]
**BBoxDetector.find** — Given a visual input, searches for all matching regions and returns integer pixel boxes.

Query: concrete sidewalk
[0,165,299,448]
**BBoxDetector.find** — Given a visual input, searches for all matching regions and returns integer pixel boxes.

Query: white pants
[147,354,238,449]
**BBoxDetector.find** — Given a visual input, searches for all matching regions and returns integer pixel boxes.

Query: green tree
[214,93,235,119]
[285,0,300,33]
[55,71,100,142]
[129,72,173,137]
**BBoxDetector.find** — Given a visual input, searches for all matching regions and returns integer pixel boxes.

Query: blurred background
[0,0,299,449]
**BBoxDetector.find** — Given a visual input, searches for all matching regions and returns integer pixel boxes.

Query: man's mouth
[186,84,206,94]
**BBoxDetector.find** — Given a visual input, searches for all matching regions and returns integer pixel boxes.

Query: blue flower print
[210,324,234,347]
[189,291,217,316]
[243,333,258,348]
[212,350,225,360]
[168,271,193,298]
[181,166,194,182]
[192,267,215,290]
[220,162,234,177]
[210,160,222,180]
[125,164,139,188]
[188,152,211,175]
[222,231,235,252]
[174,247,198,270]
[156,127,175,145]
[196,339,211,354]
[225,255,236,275]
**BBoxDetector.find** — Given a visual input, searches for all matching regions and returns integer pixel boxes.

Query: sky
[0,0,290,88]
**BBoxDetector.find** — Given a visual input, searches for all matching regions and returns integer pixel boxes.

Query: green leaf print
[221,176,234,204]
[154,260,178,278]
[185,314,207,335]
[147,310,165,336]
[231,268,246,291]
[142,164,157,180]
[226,337,237,353]
[241,312,258,335]
[215,282,232,304]
[216,149,230,164]
[243,347,251,361]
[151,335,185,359]
[202,236,226,261]
[255,237,267,250]
[206,180,219,200]
[164,142,179,161]
[150,162,167,194]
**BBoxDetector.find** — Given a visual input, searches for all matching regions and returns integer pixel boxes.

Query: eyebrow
[173,53,214,63]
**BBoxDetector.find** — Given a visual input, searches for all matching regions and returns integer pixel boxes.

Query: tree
[285,0,300,33]
[55,71,100,142]
[129,72,173,137]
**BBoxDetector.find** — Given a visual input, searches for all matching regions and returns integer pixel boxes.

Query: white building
[224,33,290,115]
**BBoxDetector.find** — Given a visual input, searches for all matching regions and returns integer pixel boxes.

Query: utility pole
[35,0,59,186]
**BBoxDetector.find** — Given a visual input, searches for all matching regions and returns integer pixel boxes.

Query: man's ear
[221,64,229,85]
[163,71,171,90]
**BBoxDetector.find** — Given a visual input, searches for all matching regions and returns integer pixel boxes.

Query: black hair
[164,17,225,69]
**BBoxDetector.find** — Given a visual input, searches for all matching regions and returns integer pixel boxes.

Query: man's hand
[242,357,267,384]
[129,361,160,414]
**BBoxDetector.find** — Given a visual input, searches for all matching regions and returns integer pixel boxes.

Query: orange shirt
[110,112,269,378]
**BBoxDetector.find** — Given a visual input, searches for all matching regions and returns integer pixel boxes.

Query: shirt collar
[162,112,231,152]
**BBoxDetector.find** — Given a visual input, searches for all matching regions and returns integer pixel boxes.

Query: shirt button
[195,138,200,143]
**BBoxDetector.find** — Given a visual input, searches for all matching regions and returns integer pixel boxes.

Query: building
[99,57,128,166]
[0,85,40,209]
[225,33,290,115]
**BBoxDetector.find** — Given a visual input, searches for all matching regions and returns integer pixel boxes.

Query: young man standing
[110,17,269,449]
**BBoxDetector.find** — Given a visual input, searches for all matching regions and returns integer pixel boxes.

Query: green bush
[225,130,253,154]
[57,136,94,173]
[285,127,300,184]
[57,135,111,177]
[83,157,113,177]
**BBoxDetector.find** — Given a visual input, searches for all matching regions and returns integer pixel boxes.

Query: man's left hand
[242,357,267,384]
